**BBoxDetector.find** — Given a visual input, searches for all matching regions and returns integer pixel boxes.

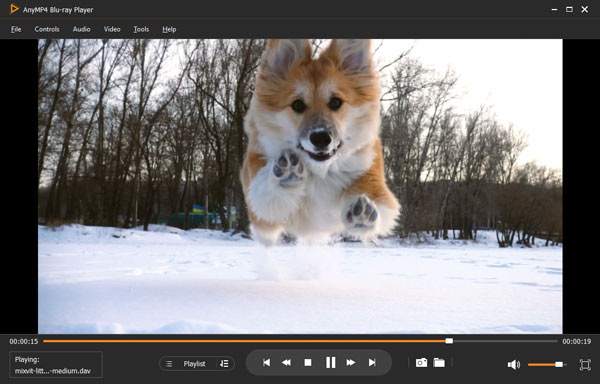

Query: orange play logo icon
[10,4,20,14]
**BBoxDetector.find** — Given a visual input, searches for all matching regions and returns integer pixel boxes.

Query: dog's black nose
[309,130,332,148]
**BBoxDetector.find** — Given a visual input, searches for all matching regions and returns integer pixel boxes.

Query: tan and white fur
[241,39,400,246]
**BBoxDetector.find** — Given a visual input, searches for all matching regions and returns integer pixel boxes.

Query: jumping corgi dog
[241,39,400,245]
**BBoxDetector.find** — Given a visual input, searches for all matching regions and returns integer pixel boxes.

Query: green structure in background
[167,207,237,229]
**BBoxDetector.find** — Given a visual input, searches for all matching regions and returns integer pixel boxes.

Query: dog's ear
[323,39,373,74]
[261,39,312,78]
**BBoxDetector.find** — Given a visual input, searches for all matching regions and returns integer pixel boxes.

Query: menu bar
[4,18,599,38]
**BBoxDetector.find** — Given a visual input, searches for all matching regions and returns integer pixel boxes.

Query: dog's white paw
[272,149,305,187]
[247,149,307,223]
[343,194,378,231]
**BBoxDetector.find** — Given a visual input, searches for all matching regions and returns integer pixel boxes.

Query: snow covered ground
[38,225,562,334]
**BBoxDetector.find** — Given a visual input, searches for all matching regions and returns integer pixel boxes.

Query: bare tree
[37,39,561,246]
[45,40,102,223]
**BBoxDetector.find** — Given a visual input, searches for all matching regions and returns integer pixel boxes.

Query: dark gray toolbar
[2,0,598,38]
[3,18,600,38]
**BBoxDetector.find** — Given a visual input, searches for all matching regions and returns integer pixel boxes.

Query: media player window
[36,38,562,334]
[5,1,599,383]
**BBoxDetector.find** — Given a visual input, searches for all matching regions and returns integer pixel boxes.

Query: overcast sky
[375,39,562,171]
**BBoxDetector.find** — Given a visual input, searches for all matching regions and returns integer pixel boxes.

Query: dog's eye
[291,100,307,113]
[328,97,343,111]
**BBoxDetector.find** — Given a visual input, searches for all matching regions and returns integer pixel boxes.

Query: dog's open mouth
[298,141,343,162]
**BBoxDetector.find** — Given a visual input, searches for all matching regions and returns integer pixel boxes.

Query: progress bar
[44,339,449,344]
[454,340,558,343]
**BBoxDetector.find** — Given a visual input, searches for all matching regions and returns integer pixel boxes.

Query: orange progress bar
[528,363,556,367]
[44,339,447,343]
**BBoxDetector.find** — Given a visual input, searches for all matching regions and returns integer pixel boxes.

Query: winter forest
[37,39,562,247]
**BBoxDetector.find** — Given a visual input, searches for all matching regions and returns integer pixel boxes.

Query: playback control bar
[246,349,392,376]
[2,335,597,383]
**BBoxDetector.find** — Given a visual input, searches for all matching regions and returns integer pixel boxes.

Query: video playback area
[36,38,562,336]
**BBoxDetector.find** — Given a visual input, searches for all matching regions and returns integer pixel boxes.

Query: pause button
[326,356,336,369]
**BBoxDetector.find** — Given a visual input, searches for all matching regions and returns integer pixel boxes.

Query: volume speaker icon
[507,360,521,370]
